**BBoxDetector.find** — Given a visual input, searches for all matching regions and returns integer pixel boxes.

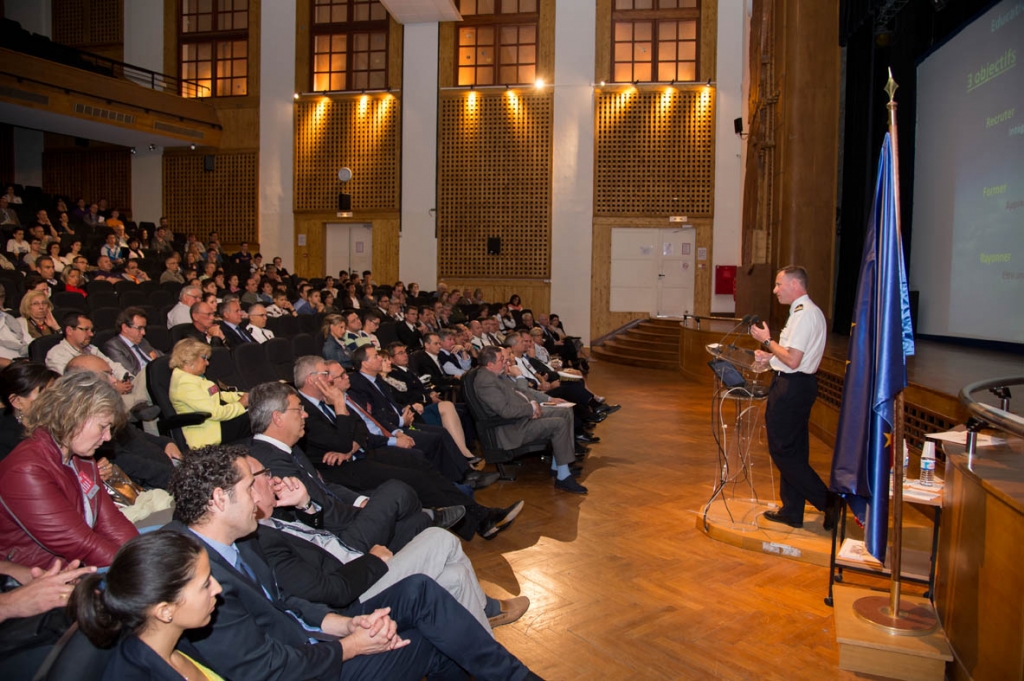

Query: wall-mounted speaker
[487,237,501,255]
[337,193,351,212]
[204,155,215,172]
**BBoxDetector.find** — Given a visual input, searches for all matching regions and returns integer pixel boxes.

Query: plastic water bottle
[919,441,936,487]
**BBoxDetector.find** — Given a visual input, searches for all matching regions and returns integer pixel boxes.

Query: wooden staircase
[591,318,680,371]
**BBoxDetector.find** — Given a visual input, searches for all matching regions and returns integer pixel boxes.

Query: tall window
[180,0,249,97]
[457,0,538,86]
[612,0,699,83]
[311,0,389,92]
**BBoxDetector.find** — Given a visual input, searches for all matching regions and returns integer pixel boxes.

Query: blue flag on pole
[830,132,915,563]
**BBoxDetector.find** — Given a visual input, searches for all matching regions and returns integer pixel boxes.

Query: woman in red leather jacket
[0,371,138,569]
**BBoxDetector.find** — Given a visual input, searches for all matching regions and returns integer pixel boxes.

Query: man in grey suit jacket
[472,346,588,494]
[102,307,163,376]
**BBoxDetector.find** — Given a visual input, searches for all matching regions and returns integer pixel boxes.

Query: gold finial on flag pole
[884,68,898,103]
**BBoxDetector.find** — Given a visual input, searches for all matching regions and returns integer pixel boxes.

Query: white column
[130,149,163,225]
[123,0,164,73]
[5,0,51,36]
[259,0,296,269]
[124,0,165,222]
[710,1,749,314]
[399,23,439,287]
[550,0,596,343]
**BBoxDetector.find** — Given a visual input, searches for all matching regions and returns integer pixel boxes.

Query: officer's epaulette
[793,304,804,312]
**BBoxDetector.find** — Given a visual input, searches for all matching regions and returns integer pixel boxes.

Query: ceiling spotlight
[293,93,299,100]
[130,147,136,155]
[599,81,606,87]
[148,144,156,151]
[706,78,712,87]
[534,78,545,89]
[190,143,197,151]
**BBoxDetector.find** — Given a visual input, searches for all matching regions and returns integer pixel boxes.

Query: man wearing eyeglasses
[245,303,275,343]
[167,285,202,328]
[181,301,226,347]
[45,311,160,421]
[103,306,163,376]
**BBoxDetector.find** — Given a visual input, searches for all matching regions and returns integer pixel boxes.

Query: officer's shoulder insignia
[793,304,804,312]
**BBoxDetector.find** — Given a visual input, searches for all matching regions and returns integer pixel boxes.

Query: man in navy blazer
[246,381,430,554]
[347,345,497,489]
[165,444,539,681]
[218,297,259,348]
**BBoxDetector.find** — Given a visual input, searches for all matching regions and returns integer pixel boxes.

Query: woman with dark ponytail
[69,531,224,680]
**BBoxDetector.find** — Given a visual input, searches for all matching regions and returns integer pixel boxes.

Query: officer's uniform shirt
[770,294,826,374]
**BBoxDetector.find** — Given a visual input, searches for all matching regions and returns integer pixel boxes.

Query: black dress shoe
[574,444,590,457]
[594,404,621,416]
[762,510,803,528]
[479,500,525,539]
[823,492,842,532]
[431,505,466,529]
[575,433,600,444]
[462,471,500,490]
[584,412,608,425]
[554,476,588,494]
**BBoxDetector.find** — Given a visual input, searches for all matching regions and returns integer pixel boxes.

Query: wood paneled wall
[436,90,552,279]
[594,86,716,217]
[590,218,714,340]
[162,150,258,243]
[42,148,131,214]
[293,212,400,284]
[293,94,401,212]
[52,0,124,61]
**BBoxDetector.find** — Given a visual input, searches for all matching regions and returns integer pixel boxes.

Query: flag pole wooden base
[834,586,950,681]
[852,594,938,636]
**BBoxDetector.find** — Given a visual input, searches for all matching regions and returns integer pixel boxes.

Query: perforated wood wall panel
[42,149,131,215]
[53,0,123,47]
[437,91,551,279]
[294,95,401,212]
[595,86,714,216]
[162,152,257,244]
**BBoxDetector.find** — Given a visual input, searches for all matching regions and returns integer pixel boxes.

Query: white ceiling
[379,0,462,24]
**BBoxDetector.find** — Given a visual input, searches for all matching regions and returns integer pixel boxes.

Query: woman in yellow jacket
[168,338,251,448]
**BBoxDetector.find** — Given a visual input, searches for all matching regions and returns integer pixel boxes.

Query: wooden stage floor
[466,361,877,681]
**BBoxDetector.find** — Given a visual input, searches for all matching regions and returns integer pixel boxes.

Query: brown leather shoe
[488,596,530,628]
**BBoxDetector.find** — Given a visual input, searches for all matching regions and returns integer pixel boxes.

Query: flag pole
[885,70,906,620]
[852,69,937,635]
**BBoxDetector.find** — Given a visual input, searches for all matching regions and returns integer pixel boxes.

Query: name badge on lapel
[208,384,220,395]
[78,471,99,500]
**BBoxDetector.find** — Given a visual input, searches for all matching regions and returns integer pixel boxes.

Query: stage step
[593,319,680,371]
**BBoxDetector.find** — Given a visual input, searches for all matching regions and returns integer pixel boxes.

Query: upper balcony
[0,18,222,148]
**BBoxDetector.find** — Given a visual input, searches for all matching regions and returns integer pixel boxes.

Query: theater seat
[232,342,277,390]
[145,355,211,451]
[30,623,113,681]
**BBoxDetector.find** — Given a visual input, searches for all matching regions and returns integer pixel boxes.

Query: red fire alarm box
[715,265,737,296]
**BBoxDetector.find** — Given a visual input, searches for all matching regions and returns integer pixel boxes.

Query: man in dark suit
[295,356,521,540]
[408,333,456,392]
[246,381,432,554]
[218,297,258,348]
[165,444,538,681]
[395,306,424,349]
[103,306,163,376]
[347,345,496,489]
[245,455,529,629]
[180,301,226,347]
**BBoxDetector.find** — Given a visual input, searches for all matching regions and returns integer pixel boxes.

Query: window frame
[178,0,250,98]
[310,0,391,93]
[610,0,701,84]
[454,0,540,87]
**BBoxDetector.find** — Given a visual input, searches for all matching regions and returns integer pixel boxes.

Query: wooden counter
[936,435,1024,681]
